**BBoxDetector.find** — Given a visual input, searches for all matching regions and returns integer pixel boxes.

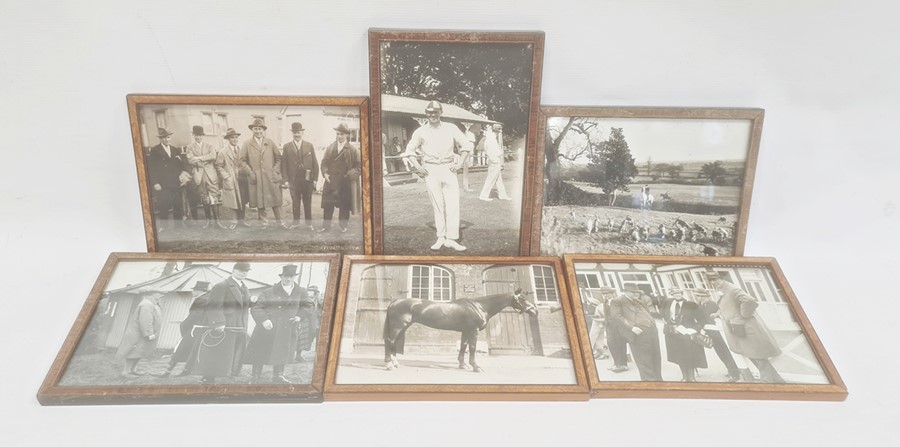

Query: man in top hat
[403,100,473,251]
[146,128,187,229]
[244,264,314,384]
[609,283,662,381]
[478,123,512,202]
[240,118,286,229]
[660,288,707,382]
[185,125,224,228]
[216,128,252,229]
[281,122,320,231]
[707,271,786,383]
[157,281,210,378]
[318,123,361,233]
[193,262,253,385]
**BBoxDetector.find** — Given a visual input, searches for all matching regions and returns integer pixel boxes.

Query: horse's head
[510,288,537,316]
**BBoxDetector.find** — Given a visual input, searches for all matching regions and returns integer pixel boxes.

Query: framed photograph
[563,254,847,400]
[127,94,372,254]
[325,256,589,400]
[38,252,340,405]
[369,29,544,256]
[533,107,764,257]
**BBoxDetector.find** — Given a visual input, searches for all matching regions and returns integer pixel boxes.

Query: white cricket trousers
[479,162,508,199]
[424,163,460,240]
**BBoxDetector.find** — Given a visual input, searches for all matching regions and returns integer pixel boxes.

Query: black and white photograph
[370,30,544,256]
[569,258,840,393]
[537,108,762,257]
[39,253,340,405]
[129,95,370,254]
[326,257,589,399]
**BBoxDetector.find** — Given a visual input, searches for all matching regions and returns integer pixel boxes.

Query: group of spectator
[583,272,786,383]
[146,119,360,234]
[115,263,322,385]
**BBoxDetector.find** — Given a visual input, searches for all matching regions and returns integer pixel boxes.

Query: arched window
[408,265,454,301]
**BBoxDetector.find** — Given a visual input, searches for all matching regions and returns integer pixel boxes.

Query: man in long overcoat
[708,271,786,383]
[609,284,662,381]
[281,122,320,231]
[240,118,286,229]
[146,128,187,229]
[216,128,251,229]
[660,289,707,382]
[192,262,252,385]
[244,264,312,384]
[318,123,360,233]
[116,291,163,377]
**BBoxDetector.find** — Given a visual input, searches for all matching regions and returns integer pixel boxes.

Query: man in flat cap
[707,271,786,383]
[186,125,224,229]
[216,128,252,229]
[245,264,314,384]
[147,128,187,229]
[281,122,320,231]
[192,262,252,385]
[240,118,287,229]
[478,123,512,202]
[318,123,360,233]
[403,100,473,251]
[609,283,662,381]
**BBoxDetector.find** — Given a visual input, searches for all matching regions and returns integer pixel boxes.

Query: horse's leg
[458,333,468,369]
[391,323,410,368]
[467,330,483,373]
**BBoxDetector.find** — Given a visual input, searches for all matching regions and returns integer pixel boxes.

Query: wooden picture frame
[324,255,589,401]
[533,107,764,257]
[563,254,847,400]
[368,29,545,256]
[38,252,341,405]
[127,94,372,254]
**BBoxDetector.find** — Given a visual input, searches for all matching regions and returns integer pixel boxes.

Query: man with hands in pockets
[403,100,473,251]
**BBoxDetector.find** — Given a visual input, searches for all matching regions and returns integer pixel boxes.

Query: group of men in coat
[145,263,317,385]
[589,272,786,383]
[146,118,361,233]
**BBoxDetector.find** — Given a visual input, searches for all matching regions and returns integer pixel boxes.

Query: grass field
[382,162,524,255]
[155,191,365,253]
[59,349,317,386]
[540,181,740,256]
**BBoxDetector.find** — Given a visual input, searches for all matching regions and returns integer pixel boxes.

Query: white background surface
[1,0,898,444]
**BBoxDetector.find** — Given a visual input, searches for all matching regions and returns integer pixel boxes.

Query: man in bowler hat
[146,128,187,229]
[216,128,252,229]
[244,264,314,384]
[318,123,361,233]
[609,283,662,381]
[281,122,320,231]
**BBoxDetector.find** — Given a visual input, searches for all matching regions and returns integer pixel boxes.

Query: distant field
[571,181,743,208]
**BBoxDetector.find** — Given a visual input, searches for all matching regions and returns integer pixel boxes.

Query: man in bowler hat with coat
[281,122,320,231]
[244,264,314,384]
[318,123,360,233]
[147,128,187,229]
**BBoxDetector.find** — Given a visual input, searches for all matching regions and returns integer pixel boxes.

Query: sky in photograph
[105,261,331,293]
[549,117,752,164]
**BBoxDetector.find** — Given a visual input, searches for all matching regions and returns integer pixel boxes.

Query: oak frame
[368,29,545,256]
[324,255,589,401]
[532,106,765,257]
[38,252,341,405]
[563,254,847,401]
[127,94,373,255]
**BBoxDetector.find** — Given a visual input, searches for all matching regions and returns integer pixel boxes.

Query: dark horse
[382,288,537,372]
